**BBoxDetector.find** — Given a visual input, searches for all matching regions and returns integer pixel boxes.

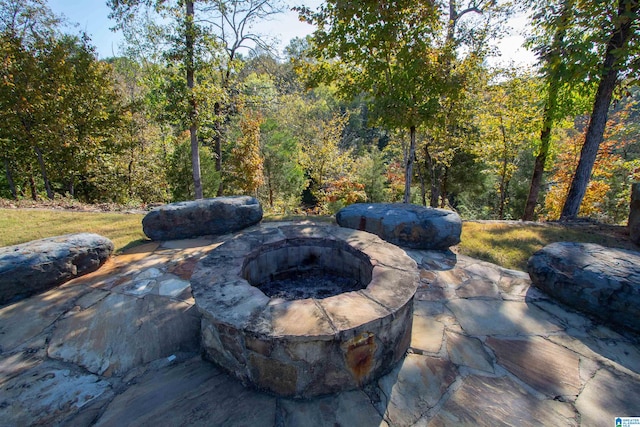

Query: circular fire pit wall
[242,238,371,300]
[190,224,419,398]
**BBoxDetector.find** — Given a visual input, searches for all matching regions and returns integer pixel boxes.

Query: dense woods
[1,0,639,223]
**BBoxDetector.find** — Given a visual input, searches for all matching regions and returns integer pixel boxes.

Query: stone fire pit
[190,223,419,398]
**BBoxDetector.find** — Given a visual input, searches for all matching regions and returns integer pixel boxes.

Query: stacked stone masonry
[190,224,419,398]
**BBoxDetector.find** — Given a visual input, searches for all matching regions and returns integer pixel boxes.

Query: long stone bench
[0,233,114,305]
[527,242,640,333]
[142,196,263,241]
[335,203,461,250]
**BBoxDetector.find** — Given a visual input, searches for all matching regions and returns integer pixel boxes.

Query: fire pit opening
[241,238,372,300]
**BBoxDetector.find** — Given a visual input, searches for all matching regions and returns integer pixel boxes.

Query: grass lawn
[0,209,146,253]
[1,208,637,270]
[459,221,636,271]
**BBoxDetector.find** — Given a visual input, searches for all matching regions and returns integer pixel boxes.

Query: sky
[47,0,535,66]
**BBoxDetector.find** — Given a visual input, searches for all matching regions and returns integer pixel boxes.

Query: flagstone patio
[1,221,639,426]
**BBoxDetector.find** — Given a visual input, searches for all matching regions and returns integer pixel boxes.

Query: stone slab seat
[527,242,640,333]
[142,196,263,241]
[0,233,114,305]
[335,203,462,250]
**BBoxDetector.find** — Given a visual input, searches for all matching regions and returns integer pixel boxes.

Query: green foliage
[301,0,442,131]
[259,118,306,211]
[476,68,542,219]
[167,138,220,201]
[1,0,639,226]
[356,147,388,203]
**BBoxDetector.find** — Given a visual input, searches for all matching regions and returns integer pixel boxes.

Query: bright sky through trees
[47,0,534,64]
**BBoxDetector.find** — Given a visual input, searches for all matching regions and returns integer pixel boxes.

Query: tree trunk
[186,0,203,200]
[403,125,416,203]
[33,145,53,200]
[214,101,224,196]
[524,89,558,220]
[440,166,449,209]
[498,116,508,220]
[68,177,74,197]
[561,0,638,220]
[28,169,37,201]
[424,144,440,208]
[523,0,572,221]
[3,158,17,199]
[416,157,427,206]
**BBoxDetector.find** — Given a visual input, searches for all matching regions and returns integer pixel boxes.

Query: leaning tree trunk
[403,125,416,203]
[186,0,203,200]
[523,86,559,220]
[523,0,573,221]
[561,0,638,220]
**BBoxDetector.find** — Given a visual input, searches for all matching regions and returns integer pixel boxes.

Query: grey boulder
[335,203,461,250]
[527,242,640,333]
[142,196,263,241]
[0,233,114,305]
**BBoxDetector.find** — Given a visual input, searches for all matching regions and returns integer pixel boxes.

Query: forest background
[1,0,639,223]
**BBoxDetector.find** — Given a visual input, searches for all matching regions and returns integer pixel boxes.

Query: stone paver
[429,375,578,426]
[1,220,638,426]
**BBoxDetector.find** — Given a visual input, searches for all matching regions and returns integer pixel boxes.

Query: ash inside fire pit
[241,238,372,300]
[257,273,362,300]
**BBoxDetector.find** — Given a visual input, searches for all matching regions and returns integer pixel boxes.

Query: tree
[202,0,283,195]
[477,68,541,219]
[522,0,574,220]
[522,0,607,220]
[300,0,443,203]
[356,147,388,203]
[299,113,358,211]
[0,0,60,41]
[109,0,206,198]
[227,106,264,195]
[259,117,306,210]
[109,0,282,198]
[561,0,640,219]
[301,0,508,204]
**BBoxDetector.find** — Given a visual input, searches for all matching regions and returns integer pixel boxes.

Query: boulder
[335,203,461,250]
[142,196,262,241]
[0,233,114,305]
[527,242,640,333]
[629,183,640,245]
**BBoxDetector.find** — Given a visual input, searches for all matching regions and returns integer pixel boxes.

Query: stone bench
[527,242,640,333]
[335,203,461,250]
[0,233,114,305]
[142,196,263,241]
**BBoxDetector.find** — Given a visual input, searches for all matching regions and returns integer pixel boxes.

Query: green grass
[0,209,147,253]
[458,221,637,271]
[1,209,637,270]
